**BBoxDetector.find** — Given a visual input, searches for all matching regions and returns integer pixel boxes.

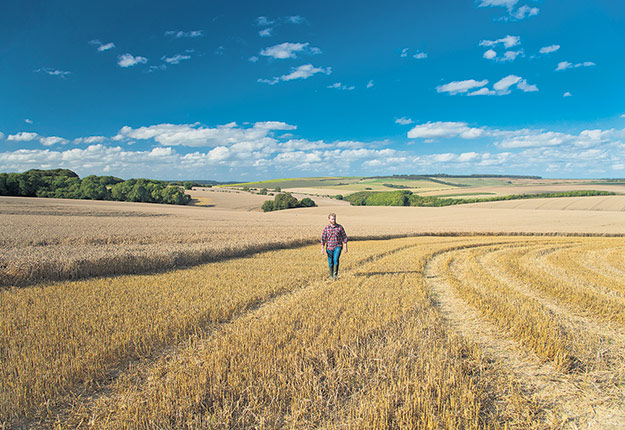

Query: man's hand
[343,245,348,254]
[321,247,326,255]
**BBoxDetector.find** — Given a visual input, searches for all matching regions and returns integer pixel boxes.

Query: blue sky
[1,0,624,180]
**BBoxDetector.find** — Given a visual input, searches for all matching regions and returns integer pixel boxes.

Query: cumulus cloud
[258,64,331,85]
[512,5,539,19]
[539,45,560,54]
[478,0,539,20]
[400,48,409,57]
[367,80,374,88]
[401,48,427,59]
[556,61,596,71]
[407,121,485,139]
[89,39,115,51]
[436,79,488,95]
[40,136,69,146]
[0,132,4,140]
[113,121,297,148]
[563,92,572,97]
[7,132,40,141]
[162,54,191,64]
[286,16,304,24]
[327,82,355,90]
[483,49,497,60]
[480,35,520,49]
[259,42,320,59]
[25,119,33,124]
[256,16,275,26]
[35,68,71,78]
[259,28,273,37]
[395,117,414,125]
[73,136,106,144]
[444,75,536,96]
[164,30,203,38]
[117,53,148,68]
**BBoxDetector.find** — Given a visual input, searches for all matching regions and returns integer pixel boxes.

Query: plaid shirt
[321,223,347,250]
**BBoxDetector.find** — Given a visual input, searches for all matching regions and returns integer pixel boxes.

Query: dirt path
[425,247,625,429]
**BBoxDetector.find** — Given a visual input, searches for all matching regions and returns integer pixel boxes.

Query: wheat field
[3,232,625,429]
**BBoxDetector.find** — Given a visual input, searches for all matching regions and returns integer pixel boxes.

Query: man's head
[328,213,336,225]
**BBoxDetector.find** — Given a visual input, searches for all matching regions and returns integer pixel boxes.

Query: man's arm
[341,226,348,253]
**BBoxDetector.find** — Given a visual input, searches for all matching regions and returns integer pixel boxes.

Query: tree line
[344,189,615,207]
[0,169,191,205]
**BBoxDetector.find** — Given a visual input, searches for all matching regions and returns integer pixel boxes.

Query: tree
[261,200,274,212]
[259,187,268,195]
[299,197,316,207]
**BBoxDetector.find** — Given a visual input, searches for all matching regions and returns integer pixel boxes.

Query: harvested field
[3,195,625,287]
[419,183,625,198]
[2,236,625,429]
[462,195,625,212]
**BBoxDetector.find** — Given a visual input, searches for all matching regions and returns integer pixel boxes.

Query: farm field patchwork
[2,235,625,428]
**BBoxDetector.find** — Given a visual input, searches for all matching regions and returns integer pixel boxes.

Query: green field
[223,176,457,193]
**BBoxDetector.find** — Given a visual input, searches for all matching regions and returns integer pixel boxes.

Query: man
[321,213,348,279]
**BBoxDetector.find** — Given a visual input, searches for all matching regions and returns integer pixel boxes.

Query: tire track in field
[478,245,625,427]
[30,240,422,429]
[425,245,625,429]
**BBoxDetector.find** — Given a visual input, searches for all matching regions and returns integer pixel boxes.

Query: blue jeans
[326,246,342,269]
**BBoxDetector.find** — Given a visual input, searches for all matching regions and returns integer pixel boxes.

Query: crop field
[2,232,625,429]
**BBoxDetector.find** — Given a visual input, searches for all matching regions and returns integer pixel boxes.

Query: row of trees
[344,189,616,207]
[262,193,316,212]
[0,169,190,205]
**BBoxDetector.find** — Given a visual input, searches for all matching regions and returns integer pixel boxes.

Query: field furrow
[499,245,625,325]
[425,243,625,428]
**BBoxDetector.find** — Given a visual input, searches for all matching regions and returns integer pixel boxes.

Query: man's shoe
[333,263,339,278]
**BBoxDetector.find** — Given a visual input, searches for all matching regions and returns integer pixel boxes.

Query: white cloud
[327,82,355,90]
[73,136,106,144]
[253,121,297,130]
[621,114,625,118]
[401,48,427,59]
[556,61,596,71]
[162,54,191,65]
[259,28,273,37]
[493,75,519,93]
[249,56,259,63]
[563,92,572,97]
[516,79,538,92]
[366,80,374,88]
[118,53,148,68]
[164,30,203,38]
[0,132,4,140]
[469,87,496,96]
[40,136,69,146]
[256,17,275,26]
[113,121,297,148]
[539,45,560,54]
[436,79,488,95]
[478,1,539,20]
[258,64,331,85]
[286,16,304,24]
[260,42,319,59]
[407,121,484,139]
[395,117,414,125]
[7,132,40,141]
[502,49,523,61]
[480,35,520,49]
[483,49,497,59]
[89,40,115,51]
[513,5,539,19]
[25,119,33,124]
[478,0,518,8]
[35,68,71,78]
